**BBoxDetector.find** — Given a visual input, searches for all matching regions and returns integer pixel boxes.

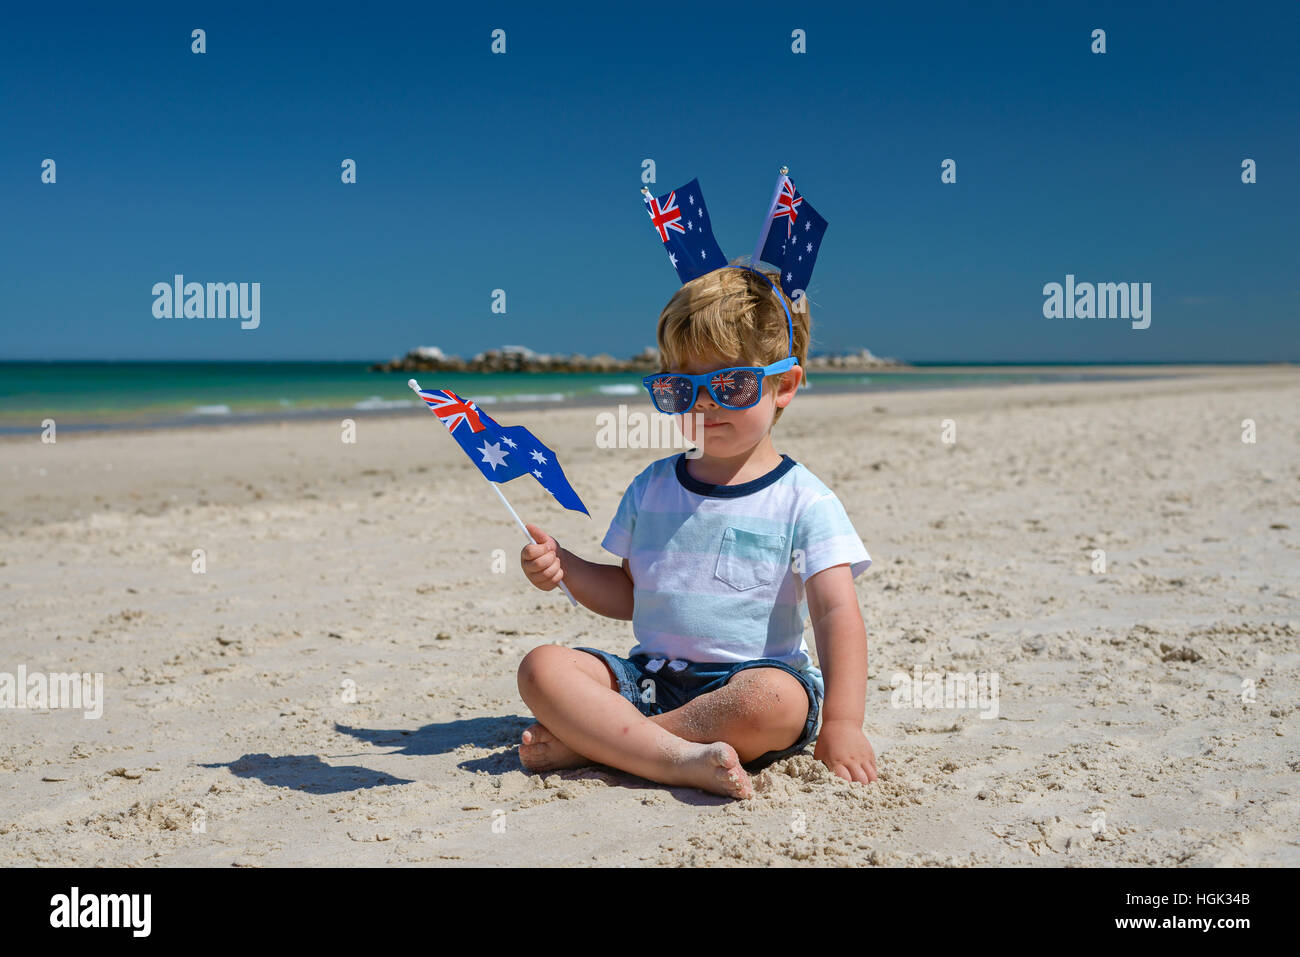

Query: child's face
[671,350,800,458]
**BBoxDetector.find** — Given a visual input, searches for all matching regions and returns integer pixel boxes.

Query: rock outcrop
[369,345,661,373]
[369,344,906,373]
[804,348,907,369]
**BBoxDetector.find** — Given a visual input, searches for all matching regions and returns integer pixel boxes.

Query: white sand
[1,366,1297,866]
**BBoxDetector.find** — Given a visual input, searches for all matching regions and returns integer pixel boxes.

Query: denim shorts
[574,647,822,772]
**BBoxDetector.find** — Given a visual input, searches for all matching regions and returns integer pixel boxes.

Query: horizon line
[2,358,1296,367]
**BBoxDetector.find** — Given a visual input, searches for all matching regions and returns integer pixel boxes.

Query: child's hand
[814,720,878,784]
[520,523,564,591]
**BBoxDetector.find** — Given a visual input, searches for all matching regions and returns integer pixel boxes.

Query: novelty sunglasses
[642,356,799,414]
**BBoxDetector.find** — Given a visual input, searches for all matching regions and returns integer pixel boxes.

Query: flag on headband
[643,178,727,285]
[414,387,589,515]
[757,177,829,301]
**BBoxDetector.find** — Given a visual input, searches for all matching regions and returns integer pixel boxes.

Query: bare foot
[519,722,589,771]
[676,742,753,799]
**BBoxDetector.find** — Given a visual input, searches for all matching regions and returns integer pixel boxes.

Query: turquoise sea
[0,361,1192,433]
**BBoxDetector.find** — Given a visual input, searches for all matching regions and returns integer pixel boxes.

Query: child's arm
[520,523,634,620]
[806,563,878,784]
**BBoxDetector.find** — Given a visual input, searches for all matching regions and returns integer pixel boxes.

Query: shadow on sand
[332,715,735,807]
[201,753,414,794]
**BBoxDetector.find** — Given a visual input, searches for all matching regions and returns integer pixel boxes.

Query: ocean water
[0,361,1171,433]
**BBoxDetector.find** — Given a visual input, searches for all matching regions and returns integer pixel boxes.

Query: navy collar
[675,452,797,498]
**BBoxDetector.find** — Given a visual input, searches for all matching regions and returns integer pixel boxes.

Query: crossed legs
[515,645,810,799]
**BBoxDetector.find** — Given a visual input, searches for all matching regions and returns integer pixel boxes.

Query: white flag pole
[749,166,790,267]
[408,379,579,608]
[483,479,579,608]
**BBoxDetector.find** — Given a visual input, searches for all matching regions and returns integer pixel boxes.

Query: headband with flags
[642,168,828,355]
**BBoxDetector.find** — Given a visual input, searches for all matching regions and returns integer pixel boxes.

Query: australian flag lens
[648,376,696,414]
[711,369,760,408]
[758,182,828,302]
[644,178,727,285]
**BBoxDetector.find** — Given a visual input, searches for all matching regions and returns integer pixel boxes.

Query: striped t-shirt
[600,452,871,699]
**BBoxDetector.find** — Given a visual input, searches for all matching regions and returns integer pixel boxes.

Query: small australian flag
[415,387,589,515]
[758,179,829,301]
[643,178,727,285]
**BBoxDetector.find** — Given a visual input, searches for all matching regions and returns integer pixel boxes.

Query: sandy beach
[1,365,1297,867]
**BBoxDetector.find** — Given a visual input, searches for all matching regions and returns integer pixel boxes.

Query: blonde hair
[656,259,811,423]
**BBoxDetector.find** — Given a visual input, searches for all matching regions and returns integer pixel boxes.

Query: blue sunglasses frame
[642,355,799,414]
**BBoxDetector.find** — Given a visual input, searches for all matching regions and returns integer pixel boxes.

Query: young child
[516,261,876,799]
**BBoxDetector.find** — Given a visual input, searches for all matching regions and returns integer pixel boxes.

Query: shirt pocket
[713,526,788,592]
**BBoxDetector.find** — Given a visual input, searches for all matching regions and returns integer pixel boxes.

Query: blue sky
[2,1,1296,362]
